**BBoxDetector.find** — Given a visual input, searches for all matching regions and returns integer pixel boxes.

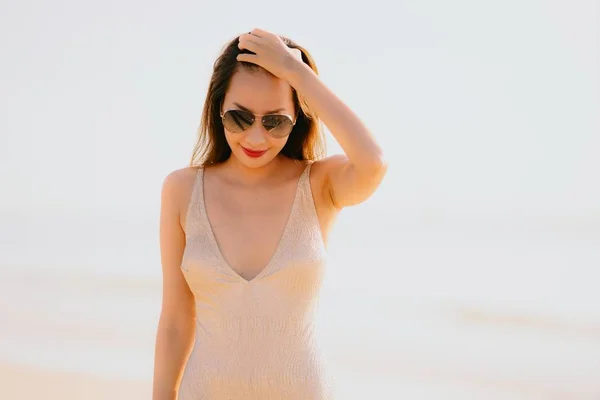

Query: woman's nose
[244,124,268,145]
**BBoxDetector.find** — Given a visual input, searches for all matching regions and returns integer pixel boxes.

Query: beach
[0,362,150,400]
[2,0,598,396]
[1,215,599,399]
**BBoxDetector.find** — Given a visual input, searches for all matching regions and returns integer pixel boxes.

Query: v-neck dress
[178,162,335,399]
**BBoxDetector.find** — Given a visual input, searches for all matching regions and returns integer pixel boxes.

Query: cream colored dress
[178,163,335,399]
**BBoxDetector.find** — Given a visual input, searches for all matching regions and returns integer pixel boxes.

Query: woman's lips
[241,146,267,158]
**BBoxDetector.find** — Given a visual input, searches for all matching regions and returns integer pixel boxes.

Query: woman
[153,28,387,400]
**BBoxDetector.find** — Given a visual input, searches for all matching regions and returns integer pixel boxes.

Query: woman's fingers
[238,34,261,54]
[249,28,268,38]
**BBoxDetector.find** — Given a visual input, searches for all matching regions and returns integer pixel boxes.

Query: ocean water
[1,211,599,398]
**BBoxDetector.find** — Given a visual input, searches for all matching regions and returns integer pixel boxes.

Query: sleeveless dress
[178,162,335,399]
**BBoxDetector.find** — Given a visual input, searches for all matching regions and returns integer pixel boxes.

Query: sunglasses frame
[220,108,298,138]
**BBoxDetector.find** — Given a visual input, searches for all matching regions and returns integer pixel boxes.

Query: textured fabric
[178,162,335,399]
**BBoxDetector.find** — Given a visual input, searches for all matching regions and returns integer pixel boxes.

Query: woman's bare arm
[152,170,197,400]
[236,29,387,209]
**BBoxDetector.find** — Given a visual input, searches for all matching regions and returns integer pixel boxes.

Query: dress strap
[296,162,318,219]
[299,161,313,186]
[294,161,325,249]
[184,167,204,236]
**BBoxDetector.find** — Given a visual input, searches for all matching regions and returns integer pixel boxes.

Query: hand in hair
[236,28,305,83]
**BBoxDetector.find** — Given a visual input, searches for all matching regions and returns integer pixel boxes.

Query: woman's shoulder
[162,166,200,194]
[161,166,201,222]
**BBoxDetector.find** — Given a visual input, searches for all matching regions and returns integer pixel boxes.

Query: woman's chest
[205,187,298,278]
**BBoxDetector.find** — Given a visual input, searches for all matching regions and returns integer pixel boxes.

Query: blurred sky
[0,0,598,224]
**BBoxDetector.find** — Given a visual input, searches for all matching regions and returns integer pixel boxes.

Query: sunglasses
[220,108,296,138]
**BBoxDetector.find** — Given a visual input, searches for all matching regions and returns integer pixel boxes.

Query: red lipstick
[241,146,267,158]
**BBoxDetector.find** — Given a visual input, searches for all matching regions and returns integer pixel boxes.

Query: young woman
[153,28,387,400]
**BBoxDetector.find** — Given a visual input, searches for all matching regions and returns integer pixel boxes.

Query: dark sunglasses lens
[222,110,254,133]
[262,115,293,138]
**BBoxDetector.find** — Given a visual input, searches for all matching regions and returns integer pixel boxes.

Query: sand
[0,362,151,400]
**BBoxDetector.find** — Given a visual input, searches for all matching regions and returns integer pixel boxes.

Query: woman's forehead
[224,69,295,112]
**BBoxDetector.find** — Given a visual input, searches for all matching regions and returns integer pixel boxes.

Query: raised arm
[285,60,387,209]
[152,170,196,400]
[237,28,388,209]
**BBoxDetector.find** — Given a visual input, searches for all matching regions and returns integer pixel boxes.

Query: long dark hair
[189,33,326,167]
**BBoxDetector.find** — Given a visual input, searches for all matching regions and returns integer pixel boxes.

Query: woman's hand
[236,28,304,83]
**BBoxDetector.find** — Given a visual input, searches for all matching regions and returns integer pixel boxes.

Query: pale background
[1,0,599,398]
